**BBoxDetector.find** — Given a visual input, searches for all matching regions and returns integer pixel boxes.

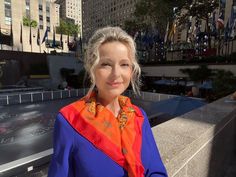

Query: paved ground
[0,97,79,177]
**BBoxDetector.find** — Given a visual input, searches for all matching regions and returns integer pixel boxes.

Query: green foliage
[179,64,236,100]
[56,19,80,35]
[23,17,37,28]
[131,0,186,35]
[212,70,236,99]
[124,20,148,35]
[180,64,213,82]
[30,20,37,28]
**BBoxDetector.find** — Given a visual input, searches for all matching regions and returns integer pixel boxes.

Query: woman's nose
[111,65,121,78]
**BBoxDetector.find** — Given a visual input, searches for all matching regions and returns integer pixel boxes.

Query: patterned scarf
[60,93,145,177]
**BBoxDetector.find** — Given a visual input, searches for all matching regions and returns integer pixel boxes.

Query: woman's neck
[96,94,121,117]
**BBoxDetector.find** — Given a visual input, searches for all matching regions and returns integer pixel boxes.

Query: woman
[48,27,167,177]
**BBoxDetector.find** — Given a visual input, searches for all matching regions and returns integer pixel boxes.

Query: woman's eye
[121,63,130,67]
[101,63,111,66]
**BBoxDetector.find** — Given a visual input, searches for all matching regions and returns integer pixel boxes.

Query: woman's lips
[107,82,122,87]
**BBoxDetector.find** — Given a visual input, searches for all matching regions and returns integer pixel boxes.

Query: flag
[67,33,69,47]
[20,23,22,44]
[133,31,139,41]
[68,33,77,51]
[141,30,149,49]
[72,33,77,51]
[224,20,230,41]
[217,0,226,29]
[37,28,40,45]
[42,28,48,43]
[164,21,169,43]
[60,32,63,50]
[10,22,13,46]
[230,21,236,38]
[211,11,217,36]
[0,24,2,46]
[229,6,236,38]
[52,27,56,48]
[192,19,201,38]
[168,22,176,41]
[29,25,32,45]
[217,9,225,29]
[79,35,82,53]
[0,24,10,46]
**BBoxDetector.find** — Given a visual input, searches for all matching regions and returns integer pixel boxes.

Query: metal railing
[0,88,89,106]
[1,89,200,106]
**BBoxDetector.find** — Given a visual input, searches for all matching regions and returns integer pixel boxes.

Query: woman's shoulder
[131,104,148,121]
[131,103,145,115]
[59,98,86,121]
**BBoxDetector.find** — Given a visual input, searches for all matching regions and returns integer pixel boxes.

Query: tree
[23,17,37,28]
[177,0,219,49]
[130,0,186,35]
[56,19,80,35]
[180,64,213,83]
[212,70,236,99]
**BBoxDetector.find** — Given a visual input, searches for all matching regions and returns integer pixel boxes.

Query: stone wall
[153,94,236,177]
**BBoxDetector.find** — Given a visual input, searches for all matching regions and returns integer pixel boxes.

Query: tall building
[82,0,137,42]
[56,0,82,27]
[0,0,71,53]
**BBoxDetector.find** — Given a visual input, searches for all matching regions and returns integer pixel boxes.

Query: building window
[46,17,50,22]
[4,0,12,25]
[39,25,43,29]
[47,26,50,31]
[39,4,43,10]
[46,6,50,12]
[39,15,43,21]
[25,0,30,18]
[46,1,50,13]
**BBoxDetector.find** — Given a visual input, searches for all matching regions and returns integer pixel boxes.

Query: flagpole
[11,22,13,51]
[30,25,32,52]
[227,39,230,56]
[231,38,234,54]
[53,26,55,50]
[20,23,23,52]
[39,35,41,53]
[47,33,49,54]
[37,28,41,53]
[0,24,2,50]
[60,36,62,54]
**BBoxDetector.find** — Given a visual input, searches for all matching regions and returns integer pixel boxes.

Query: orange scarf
[60,93,145,177]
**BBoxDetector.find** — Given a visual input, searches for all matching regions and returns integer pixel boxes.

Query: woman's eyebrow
[100,58,113,62]
[120,58,130,62]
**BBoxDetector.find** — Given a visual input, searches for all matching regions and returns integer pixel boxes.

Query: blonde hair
[84,26,141,97]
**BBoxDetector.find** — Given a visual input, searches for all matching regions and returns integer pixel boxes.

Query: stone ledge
[152,94,236,177]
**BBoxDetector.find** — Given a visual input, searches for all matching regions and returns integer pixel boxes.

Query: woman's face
[95,41,132,100]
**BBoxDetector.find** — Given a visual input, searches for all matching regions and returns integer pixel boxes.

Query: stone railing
[153,94,236,177]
